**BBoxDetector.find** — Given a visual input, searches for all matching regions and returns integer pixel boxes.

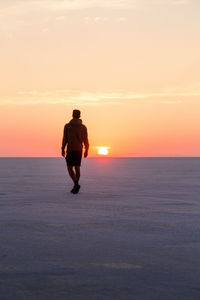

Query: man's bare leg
[67,165,80,194]
[67,166,77,183]
[74,166,80,182]
[71,166,81,194]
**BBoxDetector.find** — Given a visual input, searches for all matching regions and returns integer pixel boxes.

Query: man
[61,109,89,194]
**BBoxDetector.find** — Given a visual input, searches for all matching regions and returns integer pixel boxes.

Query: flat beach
[0,158,200,300]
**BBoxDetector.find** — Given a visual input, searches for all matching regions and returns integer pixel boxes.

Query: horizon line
[0,156,200,159]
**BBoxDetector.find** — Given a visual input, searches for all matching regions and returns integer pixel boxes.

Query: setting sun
[96,147,110,156]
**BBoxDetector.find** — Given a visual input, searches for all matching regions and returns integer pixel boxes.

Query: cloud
[170,0,189,5]
[0,0,133,31]
[156,100,182,104]
[0,90,121,106]
[0,88,198,106]
[0,0,190,17]
[84,16,108,24]
[150,0,189,5]
[0,0,191,32]
[117,17,127,22]
[0,0,136,15]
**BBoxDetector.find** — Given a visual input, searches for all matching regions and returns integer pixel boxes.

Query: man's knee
[75,166,80,172]
[67,166,74,173]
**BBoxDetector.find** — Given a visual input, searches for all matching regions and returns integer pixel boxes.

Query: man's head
[72,109,81,119]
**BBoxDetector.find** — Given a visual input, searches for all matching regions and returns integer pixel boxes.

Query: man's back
[62,118,88,151]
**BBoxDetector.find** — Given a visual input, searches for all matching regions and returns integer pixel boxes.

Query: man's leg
[71,166,81,194]
[67,166,77,183]
[74,166,80,182]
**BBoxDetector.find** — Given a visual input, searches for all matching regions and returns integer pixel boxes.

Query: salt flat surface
[0,158,200,300]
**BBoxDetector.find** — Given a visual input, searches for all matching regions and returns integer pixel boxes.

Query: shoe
[70,187,76,193]
[71,184,80,194]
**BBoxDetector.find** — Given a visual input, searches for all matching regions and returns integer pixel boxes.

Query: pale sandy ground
[0,158,200,300]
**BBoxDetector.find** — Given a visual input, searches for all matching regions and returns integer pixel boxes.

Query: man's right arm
[61,125,68,157]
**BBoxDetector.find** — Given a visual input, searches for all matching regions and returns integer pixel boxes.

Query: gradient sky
[0,0,200,157]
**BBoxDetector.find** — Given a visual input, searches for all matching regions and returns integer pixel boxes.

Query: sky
[0,0,200,157]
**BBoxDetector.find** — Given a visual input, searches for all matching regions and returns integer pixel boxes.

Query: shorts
[65,150,82,166]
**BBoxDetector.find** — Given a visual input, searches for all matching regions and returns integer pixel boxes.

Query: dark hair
[72,109,81,118]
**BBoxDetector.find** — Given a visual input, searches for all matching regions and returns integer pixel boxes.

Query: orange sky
[1,0,200,157]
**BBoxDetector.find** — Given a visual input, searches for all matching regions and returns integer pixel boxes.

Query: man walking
[61,109,89,194]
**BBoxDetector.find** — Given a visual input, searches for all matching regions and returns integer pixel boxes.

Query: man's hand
[61,148,65,157]
[84,150,88,158]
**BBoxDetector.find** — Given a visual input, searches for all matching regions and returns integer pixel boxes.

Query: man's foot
[70,181,79,193]
[70,186,76,193]
[71,184,80,194]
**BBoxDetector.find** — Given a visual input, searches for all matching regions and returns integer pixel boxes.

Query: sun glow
[96,147,110,156]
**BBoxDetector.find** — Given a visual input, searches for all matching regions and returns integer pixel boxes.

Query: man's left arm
[83,126,89,158]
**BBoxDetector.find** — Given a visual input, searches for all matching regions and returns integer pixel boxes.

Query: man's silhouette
[61,109,89,194]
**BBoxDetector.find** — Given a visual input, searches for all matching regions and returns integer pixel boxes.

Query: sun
[96,147,110,156]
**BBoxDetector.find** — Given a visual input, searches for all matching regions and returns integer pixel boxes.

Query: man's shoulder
[64,123,69,129]
[81,124,87,131]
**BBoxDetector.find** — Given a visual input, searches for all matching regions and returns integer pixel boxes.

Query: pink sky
[1,0,200,157]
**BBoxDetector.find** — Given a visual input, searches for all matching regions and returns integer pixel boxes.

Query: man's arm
[61,125,68,157]
[83,126,89,158]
